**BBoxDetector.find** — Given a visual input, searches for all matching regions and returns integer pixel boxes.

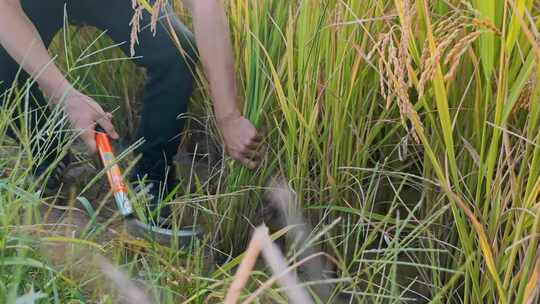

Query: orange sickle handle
[95,126,133,217]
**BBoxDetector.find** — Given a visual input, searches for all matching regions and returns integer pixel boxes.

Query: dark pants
[0,0,198,181]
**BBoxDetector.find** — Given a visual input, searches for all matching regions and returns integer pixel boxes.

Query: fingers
[97,113,119,139]
[253,132,264,142]
[64,93,119,153]
[79,112,118,154]
[231,144,265,170]
[220,116,266,169]
[244,139,261,150]
[241,158,258,170]
[240,145,264,161]
[232,151,259,170]
[81,128,97,154]
[238,130,266,169]
[243,128,264,148]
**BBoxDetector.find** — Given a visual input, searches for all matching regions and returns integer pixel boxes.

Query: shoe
[34,152,73,197]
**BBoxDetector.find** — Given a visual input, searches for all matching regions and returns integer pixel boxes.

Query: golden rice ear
[150,0,165,35]
[129,3,144,57]
[376,2,424,143]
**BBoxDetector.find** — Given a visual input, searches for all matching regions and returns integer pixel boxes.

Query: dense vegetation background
[1,0,540,303]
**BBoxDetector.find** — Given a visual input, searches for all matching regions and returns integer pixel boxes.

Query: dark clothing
[0,0,198,182]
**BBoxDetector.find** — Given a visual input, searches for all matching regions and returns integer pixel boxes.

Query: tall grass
[216,0,540,302]
[1,0,540,302]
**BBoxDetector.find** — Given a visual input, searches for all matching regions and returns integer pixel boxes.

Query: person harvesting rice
[0,0,263,234]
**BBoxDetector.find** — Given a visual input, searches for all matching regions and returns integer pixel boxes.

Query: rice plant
[2,0,540,303]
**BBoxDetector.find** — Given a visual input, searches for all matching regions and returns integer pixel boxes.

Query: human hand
[218,114,263,170]
[63,90,119,153]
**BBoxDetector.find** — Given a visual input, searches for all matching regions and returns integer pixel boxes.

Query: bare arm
[188,0,262,168]
[0,0,70,99]
[0,0,118,152]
